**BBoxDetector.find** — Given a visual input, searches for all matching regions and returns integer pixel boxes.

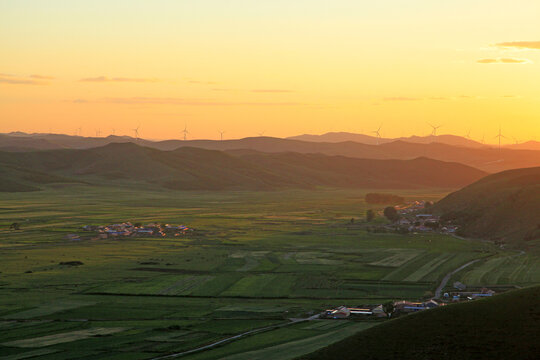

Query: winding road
[151,314,320,359]
[434,259,480,299]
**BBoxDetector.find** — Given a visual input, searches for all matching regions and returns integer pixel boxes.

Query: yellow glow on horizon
[1,1,539,142]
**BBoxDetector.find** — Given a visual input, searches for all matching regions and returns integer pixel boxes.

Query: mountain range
[0,143,486,192]
[2,133,538,173]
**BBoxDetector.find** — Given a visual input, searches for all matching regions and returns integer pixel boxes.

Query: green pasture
[0,184,535,359]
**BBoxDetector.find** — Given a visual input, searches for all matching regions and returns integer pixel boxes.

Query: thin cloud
[187,80,216,84]
[74,97,304,106]
[428,97,449,100]
[79,76,157,82]
[477,58,532,64]
[0,76,44,85]
[30,74,54,79]
[383,97,421,101]
[251,89,294,93]
[495,41,540,50]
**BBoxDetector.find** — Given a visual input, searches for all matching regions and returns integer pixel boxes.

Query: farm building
[349,308,373,315]
[324,306,351,319]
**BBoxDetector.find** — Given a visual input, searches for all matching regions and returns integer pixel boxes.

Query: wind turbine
[78,127,82,136]
[494,126,506,150]
[372,124,382,145]
[481,133,485,145]
[95,129,101,137]
[133,125,140,140]
[182,124,189,141]
[428,123,441,136]
[218,130,225,141]
[512,137,519,145]
[111,128,116,136]
[258,130,265,137]
[465,128,472,139]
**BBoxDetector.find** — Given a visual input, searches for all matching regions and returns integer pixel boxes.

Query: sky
[1,0,539,142]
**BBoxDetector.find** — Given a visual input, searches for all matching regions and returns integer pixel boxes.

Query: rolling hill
[2,133,539,173]
[298,286,540,360]
[0,143,487,192]
[167,138,540,173]
[431,167,540,243]
[504,140,540,151]
[0,163,78,192]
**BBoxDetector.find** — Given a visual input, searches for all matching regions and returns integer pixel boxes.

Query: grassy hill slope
[432,167,540,243]
[0,143,486,191]
[0,163,78,192]
[299,286,540,360]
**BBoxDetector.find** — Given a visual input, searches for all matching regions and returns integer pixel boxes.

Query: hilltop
[0,143,486,192]
[299,286,540,360]
[432,166,540,244]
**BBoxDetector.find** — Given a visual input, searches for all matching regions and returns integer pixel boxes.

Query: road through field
[151,314,321,359]
[434,259,481,298]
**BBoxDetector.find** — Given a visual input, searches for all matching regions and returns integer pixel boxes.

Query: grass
[299,286,540,360]
[3,328,127,348]
[0,184,535,359]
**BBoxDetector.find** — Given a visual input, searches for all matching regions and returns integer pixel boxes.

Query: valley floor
[1,185,538,359]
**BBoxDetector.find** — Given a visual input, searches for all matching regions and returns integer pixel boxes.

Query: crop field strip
[460,254,540,286]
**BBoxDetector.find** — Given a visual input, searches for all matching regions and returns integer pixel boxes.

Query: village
[322,285,496,319]
[65,222,191,241]
[382,200,460,234]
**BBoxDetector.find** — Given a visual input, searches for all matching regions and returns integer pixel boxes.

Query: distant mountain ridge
[1,133,539,173]
[288,132,486,148]
[0,143,486,192]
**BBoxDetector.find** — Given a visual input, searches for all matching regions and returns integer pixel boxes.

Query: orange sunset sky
[1,0,539,142]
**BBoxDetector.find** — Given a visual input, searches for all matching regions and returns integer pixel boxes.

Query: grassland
[0,184,537,359]
[299,285,540,360]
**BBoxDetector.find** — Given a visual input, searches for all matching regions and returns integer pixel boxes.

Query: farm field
[0,184,535,359]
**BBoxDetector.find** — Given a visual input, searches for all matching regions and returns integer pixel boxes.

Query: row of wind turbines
[76,123,517,148]
[370,123,515,148]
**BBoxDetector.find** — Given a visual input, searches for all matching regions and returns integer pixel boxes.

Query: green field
[0,185,536,359]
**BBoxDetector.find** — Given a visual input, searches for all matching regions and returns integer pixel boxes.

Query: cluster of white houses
[392,214,459,234]
[322,288,495,319]
[322,299,444,319]
[66,222,191,240]
[382,200,460,234]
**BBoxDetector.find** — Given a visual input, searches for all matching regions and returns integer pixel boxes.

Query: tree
[366,209,375,222]
[9,222,20,230]
[383,206,399,222]
[382,301,395,318]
